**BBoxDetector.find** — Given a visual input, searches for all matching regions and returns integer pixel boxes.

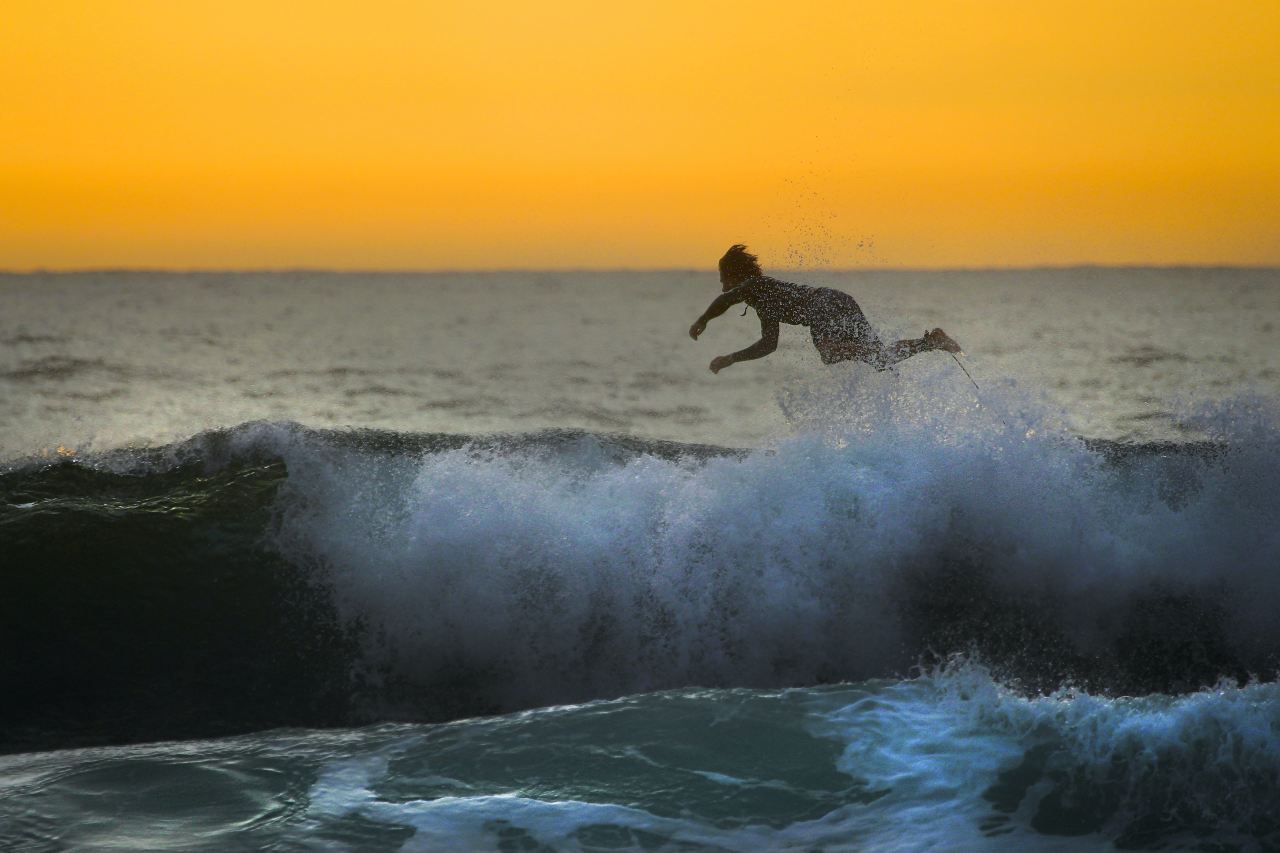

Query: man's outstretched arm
[689,285,750,339]
[710,317,779,373]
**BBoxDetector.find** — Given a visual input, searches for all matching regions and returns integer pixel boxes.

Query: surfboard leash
[950,352,980,392]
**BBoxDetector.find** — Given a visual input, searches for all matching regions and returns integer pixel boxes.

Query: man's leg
[814,320,960,368]
[880,335,932,367]
[815,338,880,365]
[856,328,962,368]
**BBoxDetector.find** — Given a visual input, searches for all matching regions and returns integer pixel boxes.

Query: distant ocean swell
[3,412,1279,753]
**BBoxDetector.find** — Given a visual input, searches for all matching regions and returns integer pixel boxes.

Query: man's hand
[689,320,706,340]
[709,355,733,374]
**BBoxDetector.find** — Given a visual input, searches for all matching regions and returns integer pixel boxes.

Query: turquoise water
[3,668,1277,850]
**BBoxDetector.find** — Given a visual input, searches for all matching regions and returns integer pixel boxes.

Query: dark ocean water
[2,270,1280,849]
[4,268,1279,455]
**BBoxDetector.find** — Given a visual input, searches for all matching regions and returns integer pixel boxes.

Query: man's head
[718,244,761,290]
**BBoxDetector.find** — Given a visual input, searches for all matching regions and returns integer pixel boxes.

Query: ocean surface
[2,268,1279,850]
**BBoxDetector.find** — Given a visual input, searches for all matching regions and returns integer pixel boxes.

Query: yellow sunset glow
[3,1,1278,269]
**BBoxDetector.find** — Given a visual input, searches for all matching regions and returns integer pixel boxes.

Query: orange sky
[2,1,1278,269]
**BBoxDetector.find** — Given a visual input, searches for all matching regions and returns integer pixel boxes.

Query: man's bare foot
[924,328,962,354]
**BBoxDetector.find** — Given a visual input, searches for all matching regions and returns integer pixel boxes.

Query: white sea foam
[816,665,1280,849]
[283,666,1280,850]
[261,376,1280,710]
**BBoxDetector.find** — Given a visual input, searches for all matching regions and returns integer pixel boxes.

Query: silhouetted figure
[689,244,962,374]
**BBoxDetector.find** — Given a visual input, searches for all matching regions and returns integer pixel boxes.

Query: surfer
[689,244,962,374]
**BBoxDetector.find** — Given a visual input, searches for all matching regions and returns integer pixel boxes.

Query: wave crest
[3,409,1279,750]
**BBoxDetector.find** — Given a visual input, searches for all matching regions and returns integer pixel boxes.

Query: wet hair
[718,244,762,281]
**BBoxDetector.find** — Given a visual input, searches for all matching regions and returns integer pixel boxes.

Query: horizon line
[3,262,1279,276]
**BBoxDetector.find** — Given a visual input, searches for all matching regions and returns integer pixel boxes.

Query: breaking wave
[3,392,1279,751]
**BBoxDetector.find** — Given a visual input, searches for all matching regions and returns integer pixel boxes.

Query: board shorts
[808,287,883,364]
